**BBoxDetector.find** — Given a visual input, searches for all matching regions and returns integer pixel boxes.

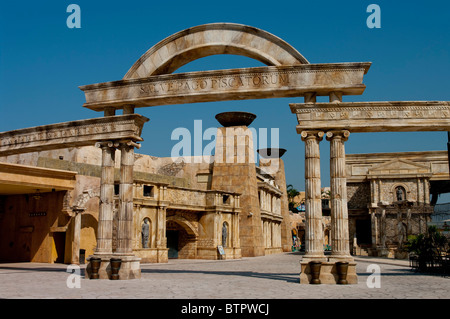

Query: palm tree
[286,184,300,212]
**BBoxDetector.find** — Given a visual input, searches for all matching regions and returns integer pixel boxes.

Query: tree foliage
[405,225,449,271]
[286,184,301,213]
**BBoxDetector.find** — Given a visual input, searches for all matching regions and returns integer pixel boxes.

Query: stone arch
[72,188,100,211]
[123,23,309,79]
[166,215,199,239]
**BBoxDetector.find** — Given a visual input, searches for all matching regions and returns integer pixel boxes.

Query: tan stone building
[288,151,449,259]
[346,150,449,258]
[0,113,291,264]
[290,188,332,250]
[1,22,448,282]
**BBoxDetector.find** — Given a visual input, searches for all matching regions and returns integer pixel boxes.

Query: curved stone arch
[124,23,309,79]
[166,215,199,238]
[72,188,100,211]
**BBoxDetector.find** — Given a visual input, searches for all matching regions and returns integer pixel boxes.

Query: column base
[86,255,141,280]
[301,255,328,263]
[328,255,354,263]
[299,257,358,284]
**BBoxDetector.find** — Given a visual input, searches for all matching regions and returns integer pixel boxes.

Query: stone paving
[0,252,449,299]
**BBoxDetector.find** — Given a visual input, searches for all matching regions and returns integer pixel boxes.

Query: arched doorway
[166,226,180,259]
[166,215,199,259]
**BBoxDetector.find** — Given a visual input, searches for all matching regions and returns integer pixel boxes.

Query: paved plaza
[0,252,448,299]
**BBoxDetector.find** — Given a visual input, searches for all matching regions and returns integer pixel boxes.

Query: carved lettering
[137,72,290,97]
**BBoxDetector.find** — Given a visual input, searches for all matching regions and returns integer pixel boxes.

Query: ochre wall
[0,191,66,263]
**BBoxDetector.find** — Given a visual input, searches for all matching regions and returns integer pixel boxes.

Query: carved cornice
[80,63,370,111]
[291,101,450,133]
[0,114,149,156]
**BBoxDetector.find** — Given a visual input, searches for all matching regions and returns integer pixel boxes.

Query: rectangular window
[143,185,154,197]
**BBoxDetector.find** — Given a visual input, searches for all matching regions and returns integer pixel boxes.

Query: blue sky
[1,1,449,200]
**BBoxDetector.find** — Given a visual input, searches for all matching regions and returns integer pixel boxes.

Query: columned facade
[297,93,358,283]
[87,108,143,279]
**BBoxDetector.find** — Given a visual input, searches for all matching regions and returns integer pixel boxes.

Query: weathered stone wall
[347,182,370,210]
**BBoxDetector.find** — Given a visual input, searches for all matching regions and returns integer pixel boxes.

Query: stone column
[329,91,343,103]
[94,141,117,255]
[71,208,84,264]
[326,130,352,259]
[424,179,430,204]
[156,206,167,248]
[115,141,136,256]
[370,208,378,253]
[232,210,240,249]
[380,207,387,250]
[301,130,326,260]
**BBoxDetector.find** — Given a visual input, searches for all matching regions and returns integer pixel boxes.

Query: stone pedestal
[86,255,141,280]
[299,259,358,284]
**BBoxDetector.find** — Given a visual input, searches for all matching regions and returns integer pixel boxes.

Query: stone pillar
[304,92,317,104]
[95,141,116,255]
[326,130,352,259]
[211,125,263,257]
[115,142,135,256]
[232,210,240,248]
[424,179,430,204]
[156,206,167,248]
[71,208,84,264]
[379,207,387,253]
[301,130,326,260]
[329,91,343,103]
[369,208,379,251]
[104,107,116,117]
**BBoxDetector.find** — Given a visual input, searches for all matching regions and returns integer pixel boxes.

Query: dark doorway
[166,230,179,259]
[52,232,66,263]
[355,219,372,245]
